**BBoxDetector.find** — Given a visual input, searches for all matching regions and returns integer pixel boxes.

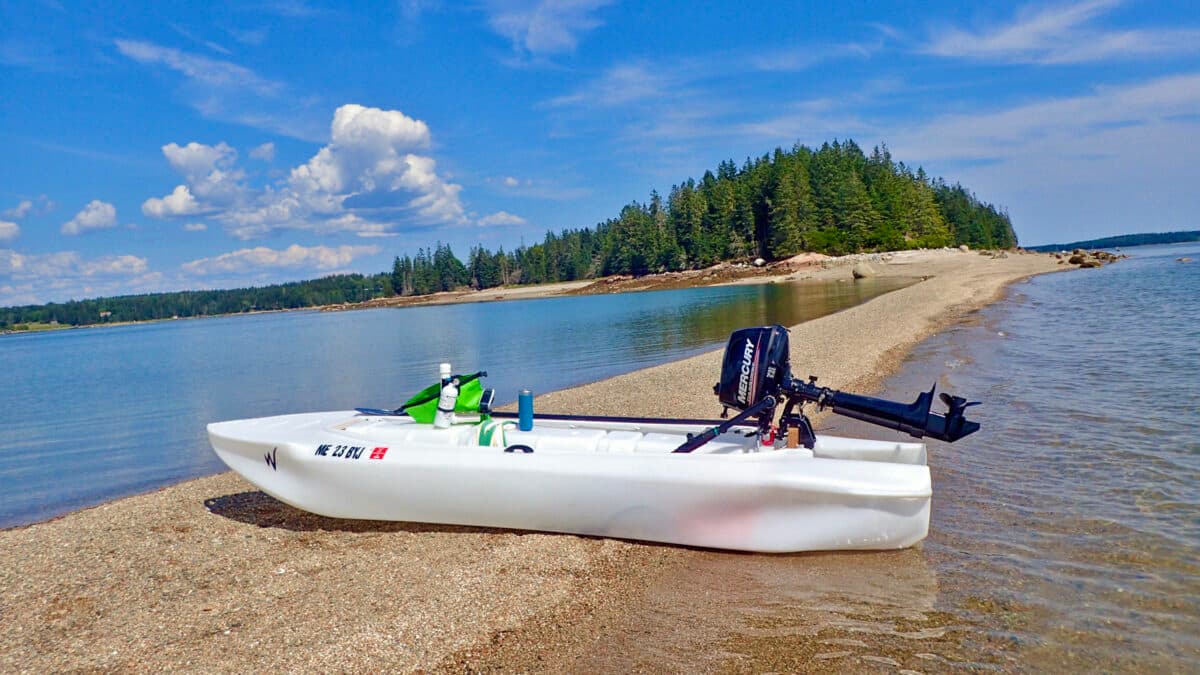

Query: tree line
[1,274,392,329]
[3,139,1017,328]
[1025,230,1200,252]
[392,140,1016,294]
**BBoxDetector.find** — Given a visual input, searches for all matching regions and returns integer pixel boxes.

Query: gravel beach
[0,249,1064,673]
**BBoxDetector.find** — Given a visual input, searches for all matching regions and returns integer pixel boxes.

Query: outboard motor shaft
[783,379,980,443]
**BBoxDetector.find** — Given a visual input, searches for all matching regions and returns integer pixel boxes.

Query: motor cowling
[715,325,791,411]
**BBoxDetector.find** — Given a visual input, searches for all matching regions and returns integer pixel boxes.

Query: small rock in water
[851,262,876,279]
[1178,257,1193,263]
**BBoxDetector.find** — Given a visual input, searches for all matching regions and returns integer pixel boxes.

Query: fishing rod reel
[673,325,981,454]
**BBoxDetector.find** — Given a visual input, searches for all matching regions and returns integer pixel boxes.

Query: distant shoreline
[1,247,1028,337]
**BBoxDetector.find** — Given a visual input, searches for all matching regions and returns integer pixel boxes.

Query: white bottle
[433,363,457,429]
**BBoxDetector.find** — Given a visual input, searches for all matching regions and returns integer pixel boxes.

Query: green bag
[401,372,486,424]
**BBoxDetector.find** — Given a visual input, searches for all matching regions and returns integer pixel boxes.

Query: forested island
[1025,230,1200,252]
[3,140,1016,330]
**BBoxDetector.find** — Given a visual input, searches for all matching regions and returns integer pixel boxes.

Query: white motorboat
[208,325,979,553]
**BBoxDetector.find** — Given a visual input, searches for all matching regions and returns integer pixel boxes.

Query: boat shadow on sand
[204,490,526,536]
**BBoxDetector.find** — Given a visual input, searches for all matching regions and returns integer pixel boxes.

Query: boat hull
[208,411,931,553]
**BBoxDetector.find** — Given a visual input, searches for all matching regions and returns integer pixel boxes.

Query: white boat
[208,324,979,553]
[207,410,931,553]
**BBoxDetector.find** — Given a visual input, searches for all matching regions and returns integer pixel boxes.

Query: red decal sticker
[369,447,388,460]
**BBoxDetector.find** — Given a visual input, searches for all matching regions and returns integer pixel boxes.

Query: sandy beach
[1,249,1067,672]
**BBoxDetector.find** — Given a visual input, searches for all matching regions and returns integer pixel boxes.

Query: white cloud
[143,185,203,218]
[249,142,275,161]
[503,176,520,187]
[329,103,431,149]
[477,210,527,226]
[891,73,1200,162]
[143,141,248,218]
[61,200,118,235]
[748,40,884,72]
[485,0,613,58]
[548,64,667,107]
[3,200,32,219]
[3,195,54,219]
[183,222,208,231]
[180,243,380,276]
[882,72,1200,244]
[0,248,152,305]
[163,141,237,178]
[115,39,324,141]
[923,0,1200,64]
[115,39,280,96]
[80,255,149,277]
[142,105,467,239]
[0,221,19,242]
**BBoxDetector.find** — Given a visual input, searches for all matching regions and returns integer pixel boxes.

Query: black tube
[783,379,979,443]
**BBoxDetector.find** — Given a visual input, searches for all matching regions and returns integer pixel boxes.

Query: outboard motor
[715,325,791,413]
[674,324,980,453]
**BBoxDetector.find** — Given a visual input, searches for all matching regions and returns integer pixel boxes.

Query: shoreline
[1,249,1069,672]
[0,246,1043,336]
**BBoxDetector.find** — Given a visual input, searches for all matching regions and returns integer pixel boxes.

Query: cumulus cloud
[0,221,19,242]
[143,141,249,218]
[503,176,520,187]
[143,185,203,218]
[486,0,613,58]
[80,255,149,277]
[249,142,275,161]
[62,200,118,235]
[183,222,208,231]
[477,210,527,226]
[163,141,237,177]
[141,104,467,239]
[0,248,153,305]
[0,251,147,278]
[181,243,380,276]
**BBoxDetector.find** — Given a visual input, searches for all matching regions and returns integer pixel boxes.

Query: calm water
[910,241,1200,669]
[577,243,1199,672]
[0,277,909,528]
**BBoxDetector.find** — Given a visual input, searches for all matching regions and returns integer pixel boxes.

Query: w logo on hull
[265,447,278,471]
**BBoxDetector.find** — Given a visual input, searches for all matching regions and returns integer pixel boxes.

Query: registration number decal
[315,444,366,459]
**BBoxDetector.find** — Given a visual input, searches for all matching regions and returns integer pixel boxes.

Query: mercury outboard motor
[674,325,980,453]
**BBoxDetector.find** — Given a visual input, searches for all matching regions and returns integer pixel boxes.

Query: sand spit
[1,249,1064,673]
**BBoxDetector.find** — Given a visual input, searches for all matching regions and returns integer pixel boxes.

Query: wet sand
[0,249,1064,672]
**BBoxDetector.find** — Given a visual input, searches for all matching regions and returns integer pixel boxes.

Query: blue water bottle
[518,389,533,431]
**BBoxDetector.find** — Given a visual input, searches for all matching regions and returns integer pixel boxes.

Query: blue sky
[2,0,1199,305]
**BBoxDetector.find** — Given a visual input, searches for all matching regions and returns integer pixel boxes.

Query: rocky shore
[1,249,1067,672]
